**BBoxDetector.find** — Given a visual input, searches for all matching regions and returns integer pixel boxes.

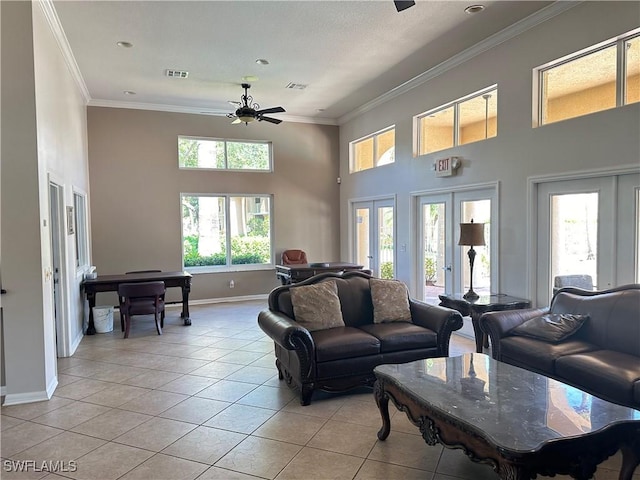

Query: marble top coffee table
[374,353,640,480]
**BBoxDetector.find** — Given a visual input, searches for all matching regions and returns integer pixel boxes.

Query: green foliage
[226,141,269,170]
[183,235,271,267]
[247,215,269,237]
[380,261,394,279]
[425,256,437,282]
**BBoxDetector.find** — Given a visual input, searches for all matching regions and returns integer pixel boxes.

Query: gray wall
[87,107,340,304]
[339,2,640,301]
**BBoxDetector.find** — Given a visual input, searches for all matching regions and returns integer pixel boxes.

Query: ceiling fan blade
[258,116,282,124]
[231,118,242,124]
[228,100,241,107]
[394,0,415,12]
[256,106,285,115]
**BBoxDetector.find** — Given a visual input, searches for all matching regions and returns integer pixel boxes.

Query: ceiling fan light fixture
[238,115,255,123]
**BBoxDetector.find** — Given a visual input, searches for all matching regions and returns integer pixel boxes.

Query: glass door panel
[355,207,371,270]
[460,199,491,296]
[353,199,395,278]
[421,201,447,304]
[550,192,598,288]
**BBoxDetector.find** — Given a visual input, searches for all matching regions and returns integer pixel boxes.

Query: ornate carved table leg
[181,280,191,326]
[374,380,391,440]
[619,437,640,480]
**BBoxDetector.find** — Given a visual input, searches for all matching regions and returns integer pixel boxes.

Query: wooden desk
[275,262,365,284]
[82,271,192,335]
[438,293,530,353]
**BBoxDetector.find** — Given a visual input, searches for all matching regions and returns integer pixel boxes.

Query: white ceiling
[52,0,557,125]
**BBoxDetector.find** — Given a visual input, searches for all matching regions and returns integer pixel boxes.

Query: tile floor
[1,300,637,480]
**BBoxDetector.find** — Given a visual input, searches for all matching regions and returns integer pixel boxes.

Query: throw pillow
[369,278,412,324]
[290,281,345,331]
[511,313,589,343]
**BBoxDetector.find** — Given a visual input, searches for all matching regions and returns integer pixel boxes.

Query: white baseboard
[2,389,51,406]
[168,294,268,307]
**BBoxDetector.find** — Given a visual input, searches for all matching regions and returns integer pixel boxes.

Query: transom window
[415,86,498,156]
[178,136,272,171]
[350,127,395,173]
[181,194,272,271]
[536,29,639,126]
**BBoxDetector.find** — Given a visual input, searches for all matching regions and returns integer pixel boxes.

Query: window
[181,194,272,271]
[416,86,497,156]
[178,136,272,171]
[536,29,639,126]
[350,127,395,173]
[73,192,89,268]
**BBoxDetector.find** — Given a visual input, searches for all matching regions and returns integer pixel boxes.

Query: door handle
[442,265,452,271]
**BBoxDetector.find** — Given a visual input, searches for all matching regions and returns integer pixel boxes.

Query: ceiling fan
[226,83,285,125]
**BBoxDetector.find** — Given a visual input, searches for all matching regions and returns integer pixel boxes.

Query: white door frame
[48,176,70,358]
[527,165,640,307]
[349,195,396,276]
[411,181,499,299]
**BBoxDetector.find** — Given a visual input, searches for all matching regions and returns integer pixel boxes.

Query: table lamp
[458,219,485,300]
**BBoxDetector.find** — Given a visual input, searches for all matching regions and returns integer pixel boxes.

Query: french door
[417,187,497,304]
[352,198,395,278]
[534,172,639,306]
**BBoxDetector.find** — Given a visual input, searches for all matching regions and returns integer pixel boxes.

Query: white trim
[38,0,90,103]
[338,2,579,125]
[2,389,51,406]
[183,294,268,306]
[410,180,500,198]
[88,99,338,126]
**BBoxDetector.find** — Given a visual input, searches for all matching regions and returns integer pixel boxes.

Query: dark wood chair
[119,270,165,331]
[118,281,165,338]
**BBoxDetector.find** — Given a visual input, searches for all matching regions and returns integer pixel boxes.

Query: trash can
[93,306,114,333]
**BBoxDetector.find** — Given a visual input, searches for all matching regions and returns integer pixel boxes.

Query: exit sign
[436,157,453,177]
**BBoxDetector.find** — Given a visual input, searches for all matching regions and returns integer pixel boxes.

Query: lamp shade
[458,221,485,246]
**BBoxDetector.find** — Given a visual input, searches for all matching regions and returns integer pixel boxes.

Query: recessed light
[116,41,133,48]
[464,4,485,14]
[255,59,269,65]
[123,90,136,95]
[317,109,325,112]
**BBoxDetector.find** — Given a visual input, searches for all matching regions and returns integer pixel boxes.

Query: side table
[439,293,531,353]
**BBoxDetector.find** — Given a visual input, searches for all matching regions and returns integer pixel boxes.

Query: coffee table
[374,353,640,480]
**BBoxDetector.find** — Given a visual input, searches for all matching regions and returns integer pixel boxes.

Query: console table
[82,271,192,335]
[439,293,530,353]
[374,354,640,480]
[275,262,364,284]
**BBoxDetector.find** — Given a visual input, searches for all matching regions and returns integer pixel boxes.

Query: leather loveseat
[481,284,640,409]
[258,271,463,405]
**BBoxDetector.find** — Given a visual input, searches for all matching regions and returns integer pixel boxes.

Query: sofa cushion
[360,323,437,353]
[511,313,588,343]
[311,327,380,362]
[290,281,344,331]
[555,350,640,406]
[369,278,412,324]
[499,336,596,374]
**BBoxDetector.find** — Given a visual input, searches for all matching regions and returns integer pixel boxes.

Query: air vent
[166,69,189,78]
[285,82,308,90]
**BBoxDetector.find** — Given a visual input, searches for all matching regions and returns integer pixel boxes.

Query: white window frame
[414,84,497,157]
[349,125,396,173]
[178,136,273,172]
[73,191,90,270]
[181,193,274,273]
[533,28,640,128]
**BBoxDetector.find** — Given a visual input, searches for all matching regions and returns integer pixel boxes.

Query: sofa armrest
[257,309,315,353]
[480,307,549,359]
[409,299,464,356]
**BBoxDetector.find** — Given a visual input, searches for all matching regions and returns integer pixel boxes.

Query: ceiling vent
[166,69,189,78]
[285,82,308,90]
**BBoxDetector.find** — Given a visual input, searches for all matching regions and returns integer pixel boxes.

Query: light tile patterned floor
[1,300,637,480]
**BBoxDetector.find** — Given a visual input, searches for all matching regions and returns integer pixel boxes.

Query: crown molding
[87,99,338,125]
[338,1,580,125]
[37,0,91,103]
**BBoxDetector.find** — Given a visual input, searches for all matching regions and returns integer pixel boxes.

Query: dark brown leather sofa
[258,271,463,405]
[481,284,640,409]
